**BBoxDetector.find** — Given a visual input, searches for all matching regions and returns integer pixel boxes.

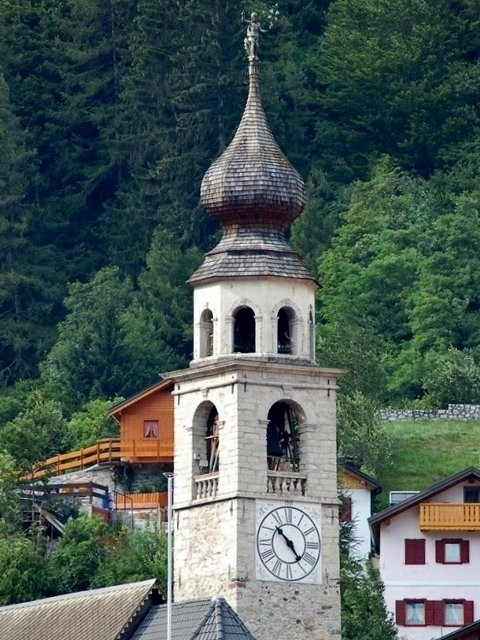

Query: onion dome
[200,62,306,228]
[190,21,314,287]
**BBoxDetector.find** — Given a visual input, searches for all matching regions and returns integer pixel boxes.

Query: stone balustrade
[267,471,307,497]
[194,473,219,500]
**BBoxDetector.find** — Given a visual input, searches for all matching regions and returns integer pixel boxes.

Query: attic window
[144,420,159,438]
[464,486,479,503]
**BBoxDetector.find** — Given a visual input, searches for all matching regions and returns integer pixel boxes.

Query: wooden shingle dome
[200,63,306,228]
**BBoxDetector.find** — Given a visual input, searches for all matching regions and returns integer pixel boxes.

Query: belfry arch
[266,400,304,472]
[233,306,256,353]
[192,401,220,475]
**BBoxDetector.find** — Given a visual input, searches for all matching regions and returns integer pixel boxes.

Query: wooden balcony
[32,438,173,479]
[420,502,480,531]
[115,491,167,510]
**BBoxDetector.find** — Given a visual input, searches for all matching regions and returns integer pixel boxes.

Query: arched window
[233,306,255,353]
[192,402,220,477]
[277,307,295,354]
[199,309,214,357]
[266,401,301,472]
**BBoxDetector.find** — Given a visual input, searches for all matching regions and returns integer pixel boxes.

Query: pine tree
[0,74,58,384]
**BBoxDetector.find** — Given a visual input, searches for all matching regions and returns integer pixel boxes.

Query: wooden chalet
[108,378,174,464]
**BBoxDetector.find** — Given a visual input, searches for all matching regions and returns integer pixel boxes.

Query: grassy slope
[376,419,480,510]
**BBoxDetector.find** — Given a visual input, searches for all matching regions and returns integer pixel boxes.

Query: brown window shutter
[405,539,415,564]
[461,539,470,563]
[425,600,434,625]
[436,540,445,563]
[405,539,425,564]
[415,539,425,564]
[464,601,474,624]
[396,601,406,626]
[433,601,444,626]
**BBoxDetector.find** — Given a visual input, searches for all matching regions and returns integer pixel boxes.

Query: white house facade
[370,468,480,640]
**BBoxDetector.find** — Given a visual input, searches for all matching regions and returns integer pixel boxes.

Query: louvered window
[405,539,425,564]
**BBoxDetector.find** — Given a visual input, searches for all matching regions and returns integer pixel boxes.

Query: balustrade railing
[194,473,219,500]
[267,471,307,497]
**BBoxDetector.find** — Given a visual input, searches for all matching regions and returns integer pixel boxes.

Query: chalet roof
[340,462,381,492]
[132,597,257,640]
[0,579,158,640]
[369,466,480,547]
[200,62,305,228]
[108,378,173,419]
[435,617,480,639]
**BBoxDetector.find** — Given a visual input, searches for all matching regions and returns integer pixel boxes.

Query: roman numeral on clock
[272,559,283,575]
[272,510,283,526]
[303,552,317,566]
[261,548,275,562]
[306,541,319,549]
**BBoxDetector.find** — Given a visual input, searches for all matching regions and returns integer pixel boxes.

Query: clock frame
[255,501,322,584]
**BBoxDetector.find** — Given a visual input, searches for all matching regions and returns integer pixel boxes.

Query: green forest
[0,0,479,633]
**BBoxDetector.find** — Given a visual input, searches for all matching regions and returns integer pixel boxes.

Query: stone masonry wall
[380,403,480,421]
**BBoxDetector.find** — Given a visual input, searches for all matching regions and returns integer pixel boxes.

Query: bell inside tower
[266,401,301,472]
[233,306,256,353]
[277,307,294,354]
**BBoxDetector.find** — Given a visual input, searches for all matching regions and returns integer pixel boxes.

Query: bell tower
[168,14,342,640]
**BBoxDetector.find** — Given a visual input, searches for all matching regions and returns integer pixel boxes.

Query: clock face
[256,504,321,582]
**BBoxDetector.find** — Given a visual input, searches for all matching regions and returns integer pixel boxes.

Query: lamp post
[163,472,174,640]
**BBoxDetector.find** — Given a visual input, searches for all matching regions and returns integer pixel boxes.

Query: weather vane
[241,5,279,63]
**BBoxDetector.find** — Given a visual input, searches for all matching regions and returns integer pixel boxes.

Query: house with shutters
[369,467,480,640]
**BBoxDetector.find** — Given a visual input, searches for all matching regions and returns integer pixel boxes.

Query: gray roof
[189,225,315,284]
[0,579,158,640]
[132,598,256,640]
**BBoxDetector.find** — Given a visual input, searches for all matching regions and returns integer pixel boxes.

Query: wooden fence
[32,438,173,479]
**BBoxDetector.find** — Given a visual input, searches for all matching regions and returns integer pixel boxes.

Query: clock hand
[276,527,301,562]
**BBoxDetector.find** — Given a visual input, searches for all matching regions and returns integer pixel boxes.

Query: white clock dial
[256,504,321,582]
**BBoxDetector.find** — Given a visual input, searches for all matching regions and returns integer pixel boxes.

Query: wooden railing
[420,503,480,530]
[194,473,219,500]
[32,438,173,479]
[267,471,307,497]
[115,491,167,510]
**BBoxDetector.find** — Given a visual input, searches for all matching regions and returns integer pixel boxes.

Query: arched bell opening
[266,401,303,472]
[199,308,214,357]
[192,401,220,475]
[233,306,256,353]
[277,306,296,355]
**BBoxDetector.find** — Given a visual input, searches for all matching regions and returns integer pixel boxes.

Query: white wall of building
[379,481,480,640]
[344,487,372,559]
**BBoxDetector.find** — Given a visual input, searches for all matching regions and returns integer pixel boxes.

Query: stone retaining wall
[380,404,480,421]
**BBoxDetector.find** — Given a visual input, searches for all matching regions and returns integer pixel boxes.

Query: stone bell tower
[168,14,342,640]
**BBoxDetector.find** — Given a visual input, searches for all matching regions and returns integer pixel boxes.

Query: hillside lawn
[376,419,480,510]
